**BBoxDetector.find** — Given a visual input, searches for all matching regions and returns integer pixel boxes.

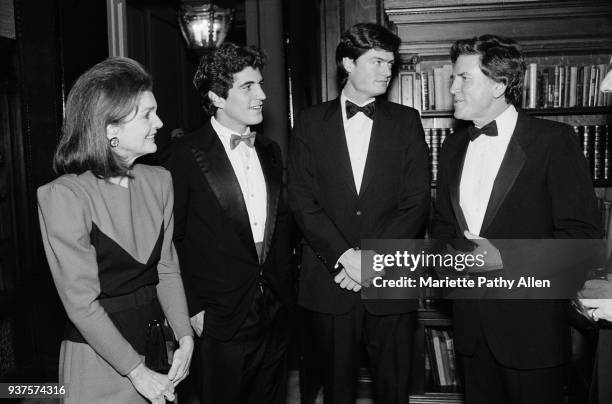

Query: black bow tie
[229,132,256,150]
[468,120,498,141]
[345,100,375,119]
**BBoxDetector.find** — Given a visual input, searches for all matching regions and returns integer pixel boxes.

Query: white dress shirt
[211,117,267,243]
[335,92,376,267]
[459,105,518,236]
[340,92,375,194]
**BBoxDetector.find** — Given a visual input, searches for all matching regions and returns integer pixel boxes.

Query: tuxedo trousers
[308,303,416,404]
[197,285,288,404]
[461,317,563,404]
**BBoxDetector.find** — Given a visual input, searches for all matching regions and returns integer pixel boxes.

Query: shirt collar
[474,104,518,142]
[210,116,251,149]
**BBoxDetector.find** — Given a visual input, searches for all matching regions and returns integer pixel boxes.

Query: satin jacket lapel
[479,115,527,235]
[256,139,281,264]
[359,100,393,197]
[188,122,258,261]
[323,99,358,197]
[449,133,470,233]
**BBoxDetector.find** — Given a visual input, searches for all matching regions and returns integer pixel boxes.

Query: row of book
[523,63,612,109]
[415,61,612,112]
[425,125,612,184]
[420,65,453,111]
[425,328,461,388]
[573,125,611,181]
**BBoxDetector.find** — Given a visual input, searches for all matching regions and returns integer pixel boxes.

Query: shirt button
[356,210,362,216]
[246,166,250,170]
[251,194,254,198]
[254,222,258,226]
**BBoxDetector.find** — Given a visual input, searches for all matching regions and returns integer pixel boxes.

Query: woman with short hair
[37,57,193,404]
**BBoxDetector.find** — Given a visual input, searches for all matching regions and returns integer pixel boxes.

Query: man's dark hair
[336,22,400,88]
[53,57,152,178]
[193,42,266,116]
[450,34,526,106]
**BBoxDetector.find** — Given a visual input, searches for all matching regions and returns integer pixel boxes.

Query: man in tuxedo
[288,23,430,403]
[162,42,293,403]
[431,34,601,403]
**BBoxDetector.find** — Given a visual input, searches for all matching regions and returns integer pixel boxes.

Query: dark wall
[13,0,108,379]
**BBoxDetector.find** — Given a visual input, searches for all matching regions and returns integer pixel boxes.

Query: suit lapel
[323,99,358,197]
[479,114,527,235]
[449,133,471,233]
[188,122,258,261]
[256,139,281,264]
[359,100,393,196]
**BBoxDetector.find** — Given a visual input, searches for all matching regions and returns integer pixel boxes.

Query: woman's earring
[109,137,119,148]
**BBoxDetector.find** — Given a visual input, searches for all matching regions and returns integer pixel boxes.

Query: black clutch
[145,319,176,373]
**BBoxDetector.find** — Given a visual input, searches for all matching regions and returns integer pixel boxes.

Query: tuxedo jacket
[288,98,430,315]
[431,111,601,369]
[162,121,294,341]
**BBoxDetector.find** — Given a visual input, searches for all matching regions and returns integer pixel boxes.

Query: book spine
[528,63,537,108]
[569,66,578,107]
[421,71,430,110]
[428,71,436,110]
[553,65,560,107]
[605,125,610,180]
[584,125,593,175]
[564,65,571,107]
[433,67,444,111]
[594,125,602,180]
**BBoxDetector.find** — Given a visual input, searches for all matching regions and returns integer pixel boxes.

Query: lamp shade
[178,2,233,52]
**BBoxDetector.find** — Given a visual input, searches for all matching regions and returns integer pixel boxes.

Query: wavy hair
[451,34,526,106]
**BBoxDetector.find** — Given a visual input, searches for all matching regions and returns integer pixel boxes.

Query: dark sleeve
[160,142,201,316]
[270,143,295,299]
[377,110,431,239]
[156,170,193,339]
[287,111,352,272]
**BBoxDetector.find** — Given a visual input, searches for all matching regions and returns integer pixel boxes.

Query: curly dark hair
[53,57,152,178]
[193,42,266,116]
[336,23,400,88]
[450,34,526,106]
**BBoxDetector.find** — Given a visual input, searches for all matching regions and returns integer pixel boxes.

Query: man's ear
[208,91,225,109]
[342,57,355,75]
[493,79,508,99]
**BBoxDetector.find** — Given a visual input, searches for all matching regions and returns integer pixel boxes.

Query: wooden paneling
[126,3,202,157]
[386,0,612,57]
[318,0,384,101]
[245,0,290,156]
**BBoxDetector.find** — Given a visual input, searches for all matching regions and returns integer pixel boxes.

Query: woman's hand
[127,362,175,403]
[167,335,194,386]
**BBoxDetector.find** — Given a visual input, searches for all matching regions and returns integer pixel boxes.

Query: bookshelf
[385,0,612,401]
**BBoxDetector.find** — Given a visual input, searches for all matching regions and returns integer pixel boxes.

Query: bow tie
[468,120,498,141]
[229,132,256,150]
[345,100,375,119]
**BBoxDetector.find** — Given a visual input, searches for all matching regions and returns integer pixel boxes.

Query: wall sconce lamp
[178,1,234,53]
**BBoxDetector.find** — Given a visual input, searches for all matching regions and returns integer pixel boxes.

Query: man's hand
[579,298,612,322]
[334,268,361,292]
[337,248,362,284]
[190,311,204,337]
[464,230,503,272]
